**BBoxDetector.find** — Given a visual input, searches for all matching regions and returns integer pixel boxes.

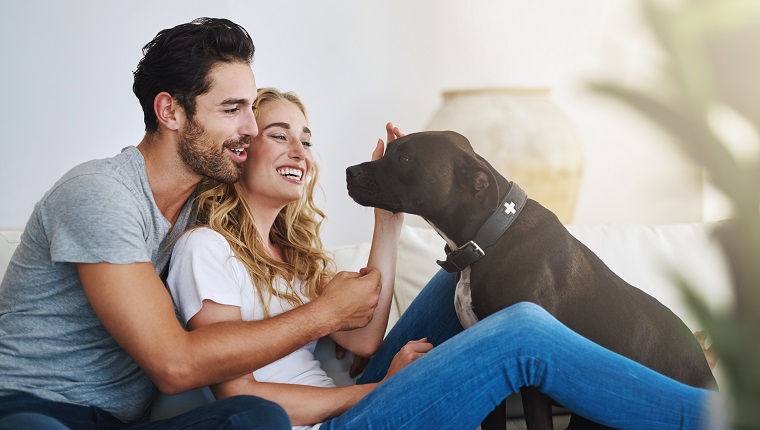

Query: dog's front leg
[522,386,554,430]
[480,398,506,430]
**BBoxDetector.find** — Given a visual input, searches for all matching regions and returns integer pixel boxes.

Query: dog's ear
[474,170,495,202]
[458,155,497,203]
[473,171,489,192]
[473,154,501,203]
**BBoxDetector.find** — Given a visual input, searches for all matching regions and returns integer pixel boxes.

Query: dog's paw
[694,330,718,370]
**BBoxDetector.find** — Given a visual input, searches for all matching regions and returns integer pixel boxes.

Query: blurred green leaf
[592,0,760,427]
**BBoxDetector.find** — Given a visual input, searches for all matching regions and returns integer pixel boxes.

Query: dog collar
[437,182,527,273]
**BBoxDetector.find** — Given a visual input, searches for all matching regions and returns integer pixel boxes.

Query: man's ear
[154,92,181,131]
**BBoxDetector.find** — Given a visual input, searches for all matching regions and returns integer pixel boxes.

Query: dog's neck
[431,180,528,273]
[428,163,513,245]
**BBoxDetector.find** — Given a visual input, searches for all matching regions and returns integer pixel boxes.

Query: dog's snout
[346,165,364,179]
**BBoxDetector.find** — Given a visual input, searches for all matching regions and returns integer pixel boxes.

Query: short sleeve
[167,228,247,325]
[42,174,151,265]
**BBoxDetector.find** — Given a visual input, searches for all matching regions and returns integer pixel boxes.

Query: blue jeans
[0,394,290,430]
[322,269,714,430]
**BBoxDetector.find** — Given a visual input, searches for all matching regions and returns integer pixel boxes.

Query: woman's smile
[276,166,304,182]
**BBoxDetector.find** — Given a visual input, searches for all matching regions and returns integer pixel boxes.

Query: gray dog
[345,130,717,430]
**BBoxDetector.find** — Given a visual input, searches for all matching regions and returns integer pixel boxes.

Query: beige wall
[1,0,725,248]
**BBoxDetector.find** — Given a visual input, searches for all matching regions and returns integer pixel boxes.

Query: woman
[167,88,714,429]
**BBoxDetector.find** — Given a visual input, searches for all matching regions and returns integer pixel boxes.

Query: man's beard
[177,118,248,184]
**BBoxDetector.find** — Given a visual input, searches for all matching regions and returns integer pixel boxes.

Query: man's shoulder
[44,147,146,202]
[31,147,151,228]
[57,146,143,187]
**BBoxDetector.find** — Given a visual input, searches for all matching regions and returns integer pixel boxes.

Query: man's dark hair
[133,17,255,133]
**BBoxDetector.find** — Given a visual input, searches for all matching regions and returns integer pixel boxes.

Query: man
[0,17,381,429]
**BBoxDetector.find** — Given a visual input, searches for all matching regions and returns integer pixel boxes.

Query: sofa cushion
[565,222,732,331]
[3,222,731,332]
[338,221,733,334]
[0,222,733,420]
[328,220,733,391]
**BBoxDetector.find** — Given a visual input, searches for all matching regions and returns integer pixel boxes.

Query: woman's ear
[154,92,181,131]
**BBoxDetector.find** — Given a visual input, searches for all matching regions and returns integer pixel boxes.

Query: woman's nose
[289,141,306,160]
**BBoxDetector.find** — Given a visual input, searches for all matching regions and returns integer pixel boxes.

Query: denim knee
[0,412,70,430]
[217,395,290,429]
[488,302,555,331]
[478,302,565,351]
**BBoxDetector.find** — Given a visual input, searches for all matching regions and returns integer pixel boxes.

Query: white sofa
[0,220,733,426]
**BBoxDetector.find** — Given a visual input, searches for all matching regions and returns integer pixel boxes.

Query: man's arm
[77,262,380,395]
[189,300,431,426]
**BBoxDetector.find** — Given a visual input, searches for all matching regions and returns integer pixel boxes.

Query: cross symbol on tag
[503,201,516,215]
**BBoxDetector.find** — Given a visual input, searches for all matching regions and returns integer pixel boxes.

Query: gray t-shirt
[0,146,195,422]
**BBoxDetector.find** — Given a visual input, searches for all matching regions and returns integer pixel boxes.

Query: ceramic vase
[426,87,584,224]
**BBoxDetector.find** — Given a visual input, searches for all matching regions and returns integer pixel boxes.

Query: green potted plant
[592,0,760,427]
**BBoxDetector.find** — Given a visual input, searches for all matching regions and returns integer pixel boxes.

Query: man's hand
[318,267,382,332]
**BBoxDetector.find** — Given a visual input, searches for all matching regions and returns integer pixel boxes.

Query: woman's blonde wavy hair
[193,88,335,318]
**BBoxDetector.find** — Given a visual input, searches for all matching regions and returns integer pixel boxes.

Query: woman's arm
[211,339,431,427]
[192,299,433,426]
[328,207,402,356]
[330,123,405,356]
[188,298,376,425]
[216,374,377,426]
[190,296,430,426]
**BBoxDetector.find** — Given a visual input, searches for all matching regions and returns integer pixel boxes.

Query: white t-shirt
[167,227,335,430]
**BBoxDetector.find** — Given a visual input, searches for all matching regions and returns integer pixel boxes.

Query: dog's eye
[399,155,410,163]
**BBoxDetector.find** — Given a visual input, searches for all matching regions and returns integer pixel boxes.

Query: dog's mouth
[346,164,404,213]
[347,188,403,213]
[362,200,403,213]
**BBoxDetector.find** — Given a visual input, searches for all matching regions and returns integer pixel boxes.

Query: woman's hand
[334,343,373,378]
[382,338,433,382]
